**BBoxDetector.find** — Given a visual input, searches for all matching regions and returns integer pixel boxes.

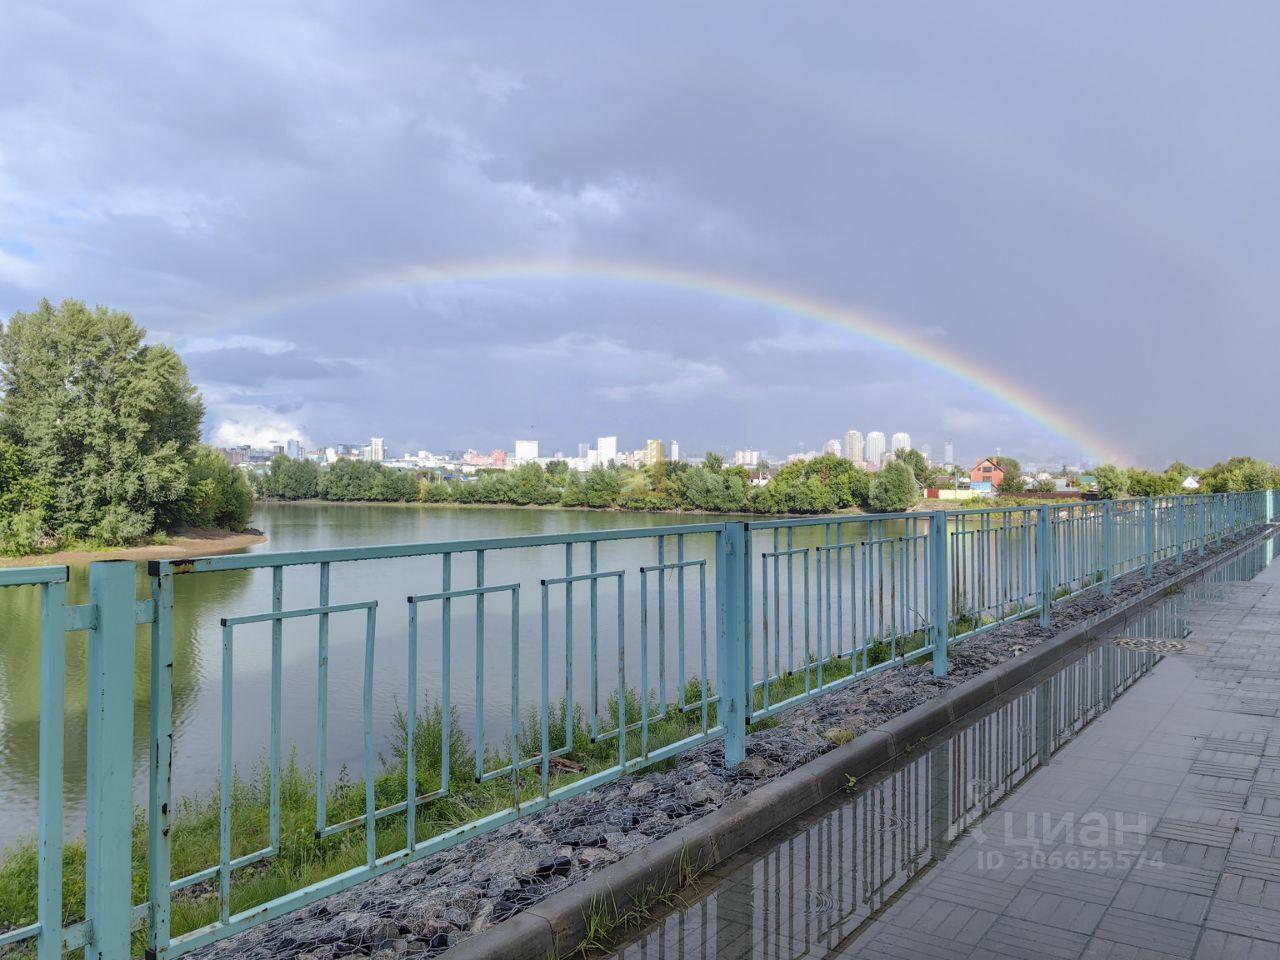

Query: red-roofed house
[970,458,1005,488]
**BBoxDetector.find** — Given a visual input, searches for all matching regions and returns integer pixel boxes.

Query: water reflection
[608,637,1171,959]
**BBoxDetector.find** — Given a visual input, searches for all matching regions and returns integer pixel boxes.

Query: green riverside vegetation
[0,300,254,555]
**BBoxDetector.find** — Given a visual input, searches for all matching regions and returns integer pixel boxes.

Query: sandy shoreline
[0,528,268,568]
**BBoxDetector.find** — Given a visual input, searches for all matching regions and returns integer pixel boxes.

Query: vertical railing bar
[475,550,486,781]
[37,579,67,960]
[441,553,452,793]
[315,562,331,833]
[269,566,283,850]
[677,534,686,709]
[219,622,234,923]
[541,581,551,799]
[565,543,574,753]
[363,605,378,868]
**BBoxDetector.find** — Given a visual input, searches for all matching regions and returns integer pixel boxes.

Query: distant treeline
[257,453,924,515]
[256,451,1280,517]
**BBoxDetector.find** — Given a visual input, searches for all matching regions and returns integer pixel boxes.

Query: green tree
[266,455,321,500]
[0,437,53,553]
[1125,468,1176,497]
[868,461,919,513]
[1032,477,1057,494]
[1093,464,1128,499]
[993,457,1025,495]
[181,447,255,530]
[702,451,724,472]
[895,448,929,486]
[0,299,203,545]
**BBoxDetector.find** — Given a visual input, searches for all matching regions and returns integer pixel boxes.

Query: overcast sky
[2,2,1276,467]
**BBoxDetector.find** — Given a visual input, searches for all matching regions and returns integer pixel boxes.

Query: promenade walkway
[606,540,1280,959]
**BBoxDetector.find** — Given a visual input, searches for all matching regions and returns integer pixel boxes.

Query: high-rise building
[734,449,761,467]
[865,431,886,465]
[891,432,911,454]
[843,430,863,463]
[578,442,590,459]
[369,437,385,462]
[644,439,665,466]
[286,439,302,460]
[597,436,618,465]
[823,438,841,456]
[514,439,539,462]
[943,439,955,467]
[669,441,680,462]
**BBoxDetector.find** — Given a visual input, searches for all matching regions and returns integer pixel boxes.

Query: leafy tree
[895,448,929,486]
[1093,464,1128,499]
[993,456,1025,494]
[1032,477,1057,493]
[703,452,724,472]
[868,461,919,513]
[1125,468,1176,497]
[0,437,53,553]
[1200,457,1280,493]
[0,299,203,545]
[544,459,569,480]
[266,455,321,500]
[181,447,254,529]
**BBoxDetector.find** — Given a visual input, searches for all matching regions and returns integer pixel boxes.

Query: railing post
[929,511,949,677]
[85,561,137,960]
[1101,500,1113,597]
[1037,505,1052,628]
[717,522,747,768]
[1036,675,1053,766]
[147,564,175,960]
[1145,497,1155,578]
[1175,496,1184,566]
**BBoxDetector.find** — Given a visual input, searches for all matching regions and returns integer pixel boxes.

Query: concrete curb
[444,527,1276,960]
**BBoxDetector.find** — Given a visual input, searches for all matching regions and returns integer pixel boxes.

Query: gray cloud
[2,1,1277,465]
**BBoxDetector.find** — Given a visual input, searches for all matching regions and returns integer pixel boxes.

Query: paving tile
[1095,906,1202,956]
[1004,887,1106,934]
[1195,928,1280,959]
[979,915,1090,960]
[1112,879,1210,923]
[1207,897,1280,944]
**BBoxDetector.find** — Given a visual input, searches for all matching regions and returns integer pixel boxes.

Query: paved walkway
[605,542,1280,959]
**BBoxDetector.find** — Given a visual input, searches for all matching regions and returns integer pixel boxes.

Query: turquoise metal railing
[2,489,1274,959]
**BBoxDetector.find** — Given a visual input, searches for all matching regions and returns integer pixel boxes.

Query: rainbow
[237,257,1120,462]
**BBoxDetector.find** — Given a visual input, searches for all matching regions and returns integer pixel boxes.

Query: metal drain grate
[1110,637,1187,653]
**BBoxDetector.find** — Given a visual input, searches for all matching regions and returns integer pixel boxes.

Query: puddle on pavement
[601,534,1280,960]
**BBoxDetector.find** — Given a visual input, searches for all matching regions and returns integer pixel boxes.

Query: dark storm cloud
[1,1,1276,464]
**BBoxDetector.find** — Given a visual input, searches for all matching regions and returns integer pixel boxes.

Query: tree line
[0,300,254,555]
[259,452,928,514]
[260,448,1280,517]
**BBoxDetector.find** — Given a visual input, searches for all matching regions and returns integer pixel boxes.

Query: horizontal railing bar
[316,785,450,837]
[220,600,376,628]
[637,559,706,574]
[760,547,811,558]
[408,583,520,603]
[170,844,276,891]
[748,511,920,530]
[0,920,38,948]
[540,569,625,587]
[156,523,726,574]
[0,565,68,587]
[65,602,97,632]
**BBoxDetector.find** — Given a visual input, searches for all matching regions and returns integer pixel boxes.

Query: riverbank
[0,527,267,568]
